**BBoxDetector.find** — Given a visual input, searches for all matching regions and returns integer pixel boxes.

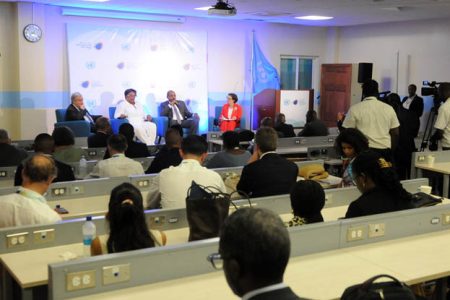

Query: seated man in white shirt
[0,154,62,228]
[89,134,144,178]
[148,135,226,209]
[209,208,305,300]
[114,88,157,145]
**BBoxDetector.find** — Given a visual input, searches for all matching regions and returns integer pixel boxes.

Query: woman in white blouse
[114,88,157,145]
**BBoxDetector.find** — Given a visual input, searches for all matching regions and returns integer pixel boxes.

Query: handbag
[341,274,416,300]
[409,192,442,208]
[299,164,329,180]
[185,181,231,242]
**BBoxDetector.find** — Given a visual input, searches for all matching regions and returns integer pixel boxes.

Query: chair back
[55,109,67,122]
[109,107,116,119]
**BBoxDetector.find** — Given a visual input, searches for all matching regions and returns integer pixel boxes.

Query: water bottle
[82,216,96,257]
[79,155,87,177]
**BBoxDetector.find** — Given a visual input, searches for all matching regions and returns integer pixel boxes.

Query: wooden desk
[415,162,450,197]
[70,230,450,300]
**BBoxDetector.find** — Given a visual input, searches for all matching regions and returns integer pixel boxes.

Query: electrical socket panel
[6,232,29,248]
[51,187,68,197]
[0,171,8,177]
[417,155,426,162]
[137,180,150,188]
[102,264,131,285]
[149,216,165,227]
[66,270,96,291]
[325,194,333,204]
[346,226,366,242]
[33,229,55,244]
[442,213,450,225]
[368,223,386,238]
[71,186,84,195]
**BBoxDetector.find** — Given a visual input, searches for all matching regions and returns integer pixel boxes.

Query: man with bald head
[160,90,199,135]
[0,154,62,228]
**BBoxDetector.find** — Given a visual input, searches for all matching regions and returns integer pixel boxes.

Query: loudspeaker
[357,63,373,83]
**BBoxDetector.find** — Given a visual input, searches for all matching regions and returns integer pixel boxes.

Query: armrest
[152,116,169,137]
[54,121,91,137]
[110,118,128,134]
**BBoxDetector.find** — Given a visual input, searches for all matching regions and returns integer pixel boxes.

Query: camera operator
[430,82,450,151]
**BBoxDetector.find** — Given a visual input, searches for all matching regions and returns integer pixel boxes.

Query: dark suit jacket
[160,100,193,120]
[401,95,424,137]
[104,140,150,159]
[66,104,94,122]
[345,187,411,218]
[14,157,75,186]
[298,120,329,137]
[0,143,28,167]
[146,146,182,174]
[275,123,296,138]
[237,153,298,198]
[248,287,305,300]
[87,132,110,148]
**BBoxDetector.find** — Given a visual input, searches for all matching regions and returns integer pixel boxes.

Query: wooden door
[320,64,352,127]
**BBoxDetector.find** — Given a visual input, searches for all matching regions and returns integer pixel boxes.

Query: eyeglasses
[207,253,224,270]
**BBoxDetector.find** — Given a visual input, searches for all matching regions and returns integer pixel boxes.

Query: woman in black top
[345,150,412,218]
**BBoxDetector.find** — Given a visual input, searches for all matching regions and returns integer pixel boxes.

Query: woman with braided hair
[345,150,413,218]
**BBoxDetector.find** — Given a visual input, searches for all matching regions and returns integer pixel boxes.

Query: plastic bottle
[79,155,87,177]
[82,216,96,257]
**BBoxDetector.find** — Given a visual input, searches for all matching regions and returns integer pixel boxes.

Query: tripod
[420,107,438,151]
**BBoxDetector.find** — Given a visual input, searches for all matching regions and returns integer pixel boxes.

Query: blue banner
[252,36,280,94]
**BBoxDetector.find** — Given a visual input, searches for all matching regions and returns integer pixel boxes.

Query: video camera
[422,81,440,97]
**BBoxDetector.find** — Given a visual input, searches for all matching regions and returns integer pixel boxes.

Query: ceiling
[12,0,450,26]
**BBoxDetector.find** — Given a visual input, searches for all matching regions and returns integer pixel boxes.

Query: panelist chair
[54,109,91,137]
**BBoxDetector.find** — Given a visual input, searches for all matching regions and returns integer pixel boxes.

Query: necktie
[84,110,94,124]
[172,104,182,124]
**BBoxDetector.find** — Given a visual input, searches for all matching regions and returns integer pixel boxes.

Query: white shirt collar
[259,151,277,160]
[241,283,287,300]
[18,187,47,204]
[363,96,378,101]
[112,153,125,158]
[181,159,201,166]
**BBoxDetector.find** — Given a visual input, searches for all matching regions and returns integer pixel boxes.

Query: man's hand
[146,115,152,122]
[337,112,345,121]
[119,114,127,119]
[169,100,178,106]
[248,144,260,164]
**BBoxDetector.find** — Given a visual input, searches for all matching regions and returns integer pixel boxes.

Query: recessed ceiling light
[195,6,213,11]
[295,15,334,20]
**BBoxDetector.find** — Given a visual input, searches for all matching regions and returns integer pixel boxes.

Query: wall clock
[23,24,42,43]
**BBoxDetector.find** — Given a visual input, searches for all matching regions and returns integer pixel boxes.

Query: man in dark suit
[87,117,112,148]
[65,92,96,132]
[0,129,28,167]
[160,90,199,135]
[146,128,182,174]
[14,133,75,186]
[401,84,424,138]
[237,127,298,198]
[298,110,329,137]
[213,208,305,300]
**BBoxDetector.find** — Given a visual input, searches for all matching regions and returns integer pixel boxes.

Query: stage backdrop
[67,23,208,132]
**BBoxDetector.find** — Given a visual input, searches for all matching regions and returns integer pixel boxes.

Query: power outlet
[66,270,96,291]
[52,187,68,197]
[442,213,450,225]
[295,140,300,144]
[102,264,131,285]
[72,186,84,195]
[6,232,29,248]
[137,180,149,188]
[149,216,165,227]
[368,223,385,238]
[418,155,426,162]
[325,194,333,204]
[0,171,7,177]
[87,150,97,157]
[33,229,55,244]
[346,226,366,242]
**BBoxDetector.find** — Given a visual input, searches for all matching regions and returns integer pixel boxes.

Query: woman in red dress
[219,93,243,132]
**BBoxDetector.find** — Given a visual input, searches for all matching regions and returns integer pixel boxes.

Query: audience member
[65,92,96,131]
[114,88,157,145]
[87,117,112,148]
[91,183,165,255]
[237,127,298,198]
[260,117,274,128]
[160,90,199,135]
[52,126,84,163]
[119,123,150,158]
[219,93,243,132]
[431,82,450,150]
[334,128,369,187]
[298,110,329,137]
[402,84,424,138]
[214,207,304,299]
[89,134,144,178]
[287,180,325,226]
[274,113,295,138]
[146,128,182,174]
[148,135,226,209]
[0,155,61,228]
[345,150,412,218]
[14,133,75,186]
[0,129,28,167]
[206,131,251,169]
[342,79,400,162]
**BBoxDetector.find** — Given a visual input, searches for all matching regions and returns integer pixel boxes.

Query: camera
[421,81,439,97]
